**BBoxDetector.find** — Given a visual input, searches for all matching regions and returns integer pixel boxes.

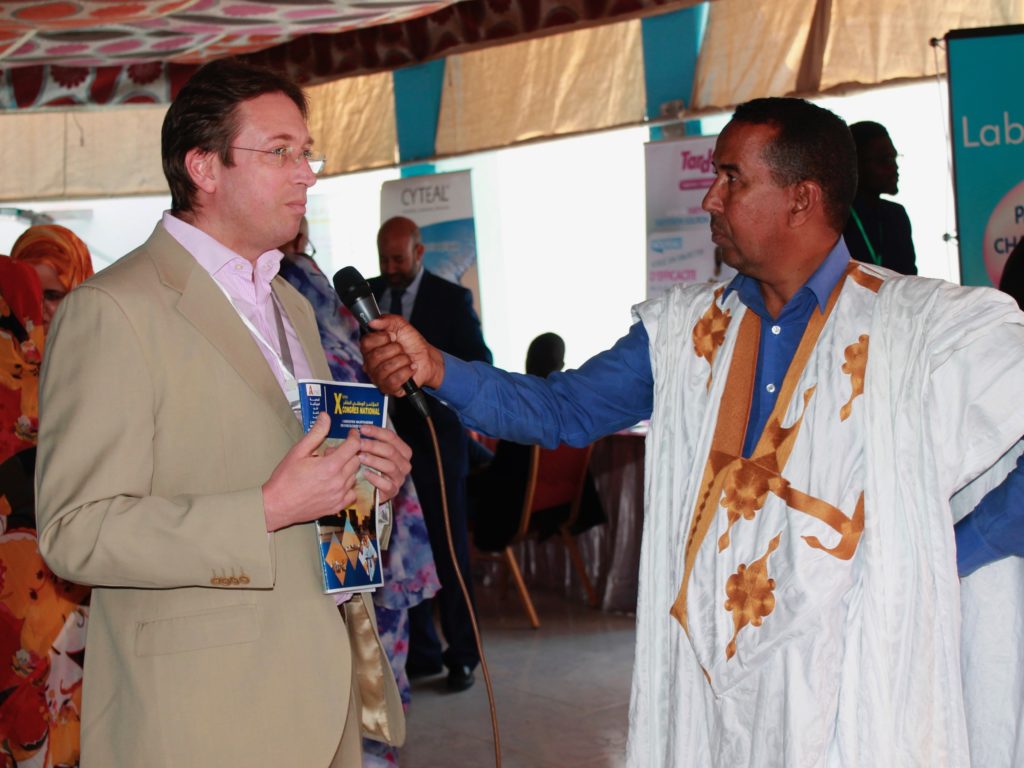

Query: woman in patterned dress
[0,224,95,768]
[278,223,440,767]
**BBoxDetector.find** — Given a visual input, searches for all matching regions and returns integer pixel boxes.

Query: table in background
[513,425,646,614]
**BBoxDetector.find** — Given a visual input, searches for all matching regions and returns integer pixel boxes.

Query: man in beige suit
[35,60,407,767]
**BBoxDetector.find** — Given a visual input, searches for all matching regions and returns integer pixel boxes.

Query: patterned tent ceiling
[0,0,692,108]
[0,0,455,68]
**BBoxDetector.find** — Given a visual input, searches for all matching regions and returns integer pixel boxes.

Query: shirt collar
[723,236,851,315]
[162,211,284,285]
[405,264,426,295]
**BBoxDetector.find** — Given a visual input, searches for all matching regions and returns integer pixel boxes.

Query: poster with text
[947,26,1024,287]
[380,171,482,312]
[645,134,734,300]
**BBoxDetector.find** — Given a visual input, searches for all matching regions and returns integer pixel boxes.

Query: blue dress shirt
[954,452,1024,577]
[726,242,849,456]
[437,238,850,457]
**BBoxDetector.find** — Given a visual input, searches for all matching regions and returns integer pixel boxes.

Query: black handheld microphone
[333,266,430,419]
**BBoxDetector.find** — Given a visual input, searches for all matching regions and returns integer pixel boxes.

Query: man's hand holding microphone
[360,315,445,395]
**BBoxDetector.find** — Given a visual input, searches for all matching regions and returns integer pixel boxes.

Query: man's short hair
[162,58,308,215]
[731,98,857,232]
[848,120,891,154]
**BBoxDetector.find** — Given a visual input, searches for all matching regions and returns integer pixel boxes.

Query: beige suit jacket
[35,224,404,768]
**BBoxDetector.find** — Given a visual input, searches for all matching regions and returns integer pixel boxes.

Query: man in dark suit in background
[370,216,492,692]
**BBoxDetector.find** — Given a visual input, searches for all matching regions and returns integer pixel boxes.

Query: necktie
[389,287,405,317]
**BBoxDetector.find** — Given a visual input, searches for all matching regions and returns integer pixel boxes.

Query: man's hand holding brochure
[298,379,400,594]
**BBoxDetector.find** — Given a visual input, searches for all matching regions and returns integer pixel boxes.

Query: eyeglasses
[302,240,317,259]
[230,145,326,174]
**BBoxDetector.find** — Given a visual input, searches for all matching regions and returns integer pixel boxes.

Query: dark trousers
[407,451,479,671]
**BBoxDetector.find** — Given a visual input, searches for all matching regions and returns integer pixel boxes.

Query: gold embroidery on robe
[673,262,871,662]
[718,460,774,551]
[754,386,816,469]
[849,265,883,293]
[692,287,731,390]
[840,335,868,421]
[798,491,864,560]
[724,533,782,660]
[674,312,761,631]
[717,386,817,550]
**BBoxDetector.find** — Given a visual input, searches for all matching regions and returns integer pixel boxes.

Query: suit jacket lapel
[147,225,302,440]
[408,271,432,329]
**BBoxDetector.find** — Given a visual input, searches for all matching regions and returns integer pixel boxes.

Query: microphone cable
[333,266,502,766]
[423,412,502,768]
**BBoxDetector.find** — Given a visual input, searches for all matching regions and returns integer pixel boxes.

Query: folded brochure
[298,379,387,594]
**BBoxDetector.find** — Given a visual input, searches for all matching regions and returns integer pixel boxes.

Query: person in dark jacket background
[843,120,918,275]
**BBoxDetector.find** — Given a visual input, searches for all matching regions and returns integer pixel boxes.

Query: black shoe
[445,665,475,692]
[406,660,444,680]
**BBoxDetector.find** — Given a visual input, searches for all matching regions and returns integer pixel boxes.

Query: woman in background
[524,332,565,379]
[11,224,94,327]
[0,224,95,768]
[278,221,440,768]
[470,332,606,550]
[0,258,43,463]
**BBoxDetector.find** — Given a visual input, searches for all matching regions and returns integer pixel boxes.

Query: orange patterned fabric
[0,249,90,768]
[10,225,94,295]
[0,256,43,462]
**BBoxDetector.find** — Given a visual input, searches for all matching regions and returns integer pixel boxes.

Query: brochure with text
[298,379,387,594]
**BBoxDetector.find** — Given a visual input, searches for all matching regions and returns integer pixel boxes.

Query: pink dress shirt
[162,212,313,396]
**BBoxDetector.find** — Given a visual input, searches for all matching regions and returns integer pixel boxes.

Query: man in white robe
[360,97,1024,767]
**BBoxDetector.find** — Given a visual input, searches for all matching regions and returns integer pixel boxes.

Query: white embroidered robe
[628,261,1024,767]
[951,444,1024,768]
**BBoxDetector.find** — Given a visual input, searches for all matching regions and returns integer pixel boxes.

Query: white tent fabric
[0,107,165,201]
[692,0,1024,110]
[691,0,818,113]
[0,70,396,201]
[819,0,1024,91]
[1,3,1022,201]
[308,71,397,175]
[435,22,646,157]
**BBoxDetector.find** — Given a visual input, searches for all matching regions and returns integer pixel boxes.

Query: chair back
[515,443,593,540]
[468,429,499,453]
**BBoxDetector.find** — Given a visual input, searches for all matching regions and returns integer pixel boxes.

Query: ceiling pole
[393,59,445,178]
[641,3,708,140]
